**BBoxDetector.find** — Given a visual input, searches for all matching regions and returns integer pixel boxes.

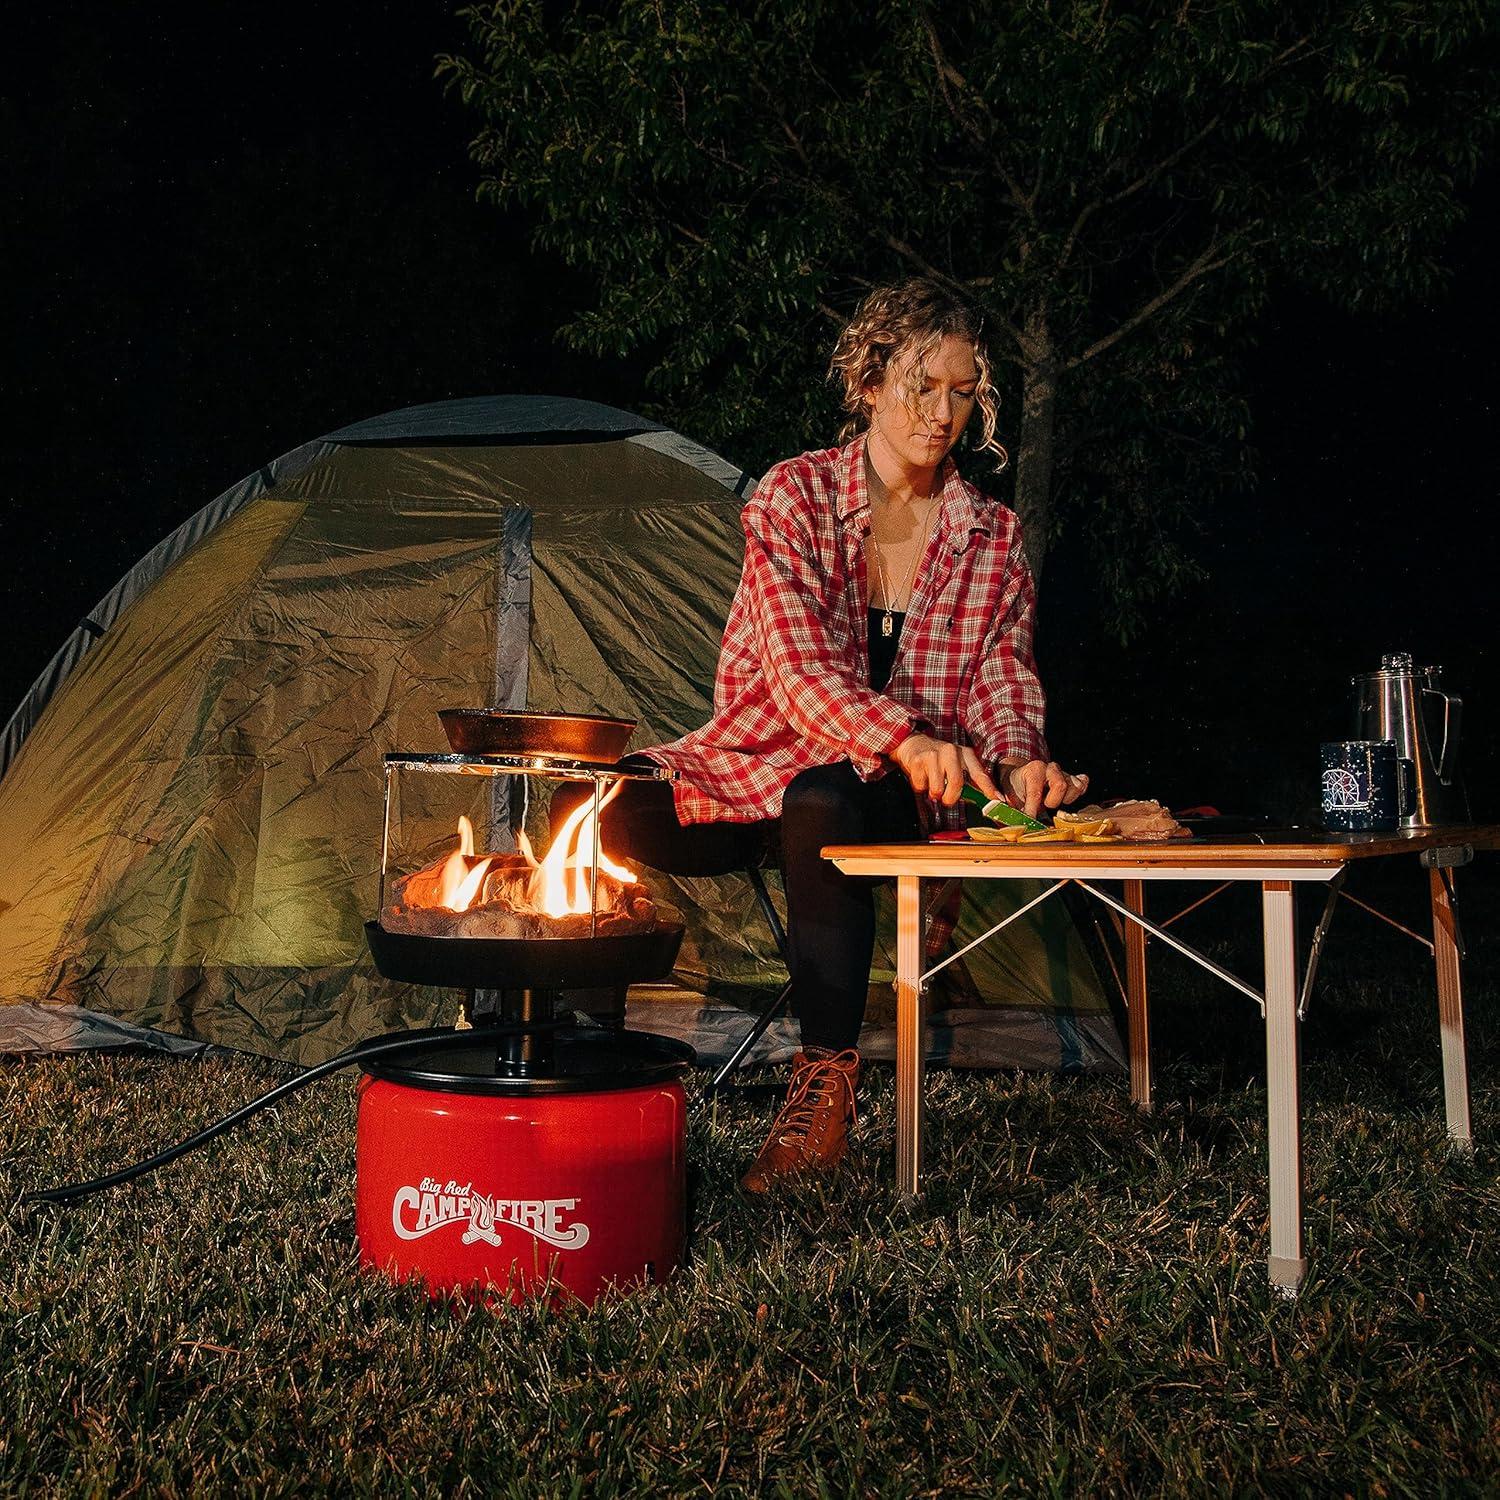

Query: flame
[533,782,634,918]
[434,815,496,912]
[410,796,637,920]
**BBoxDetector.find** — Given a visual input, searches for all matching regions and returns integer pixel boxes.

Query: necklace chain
[866,459,939,638]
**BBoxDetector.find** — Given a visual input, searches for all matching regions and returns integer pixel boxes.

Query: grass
[2,868,1497,1496]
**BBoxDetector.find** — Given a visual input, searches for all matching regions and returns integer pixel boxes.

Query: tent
[0,397,1121,1071]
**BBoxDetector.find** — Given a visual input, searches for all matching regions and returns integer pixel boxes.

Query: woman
[561,278,1087,1193]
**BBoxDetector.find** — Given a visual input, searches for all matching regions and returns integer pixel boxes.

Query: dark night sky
[5,4,1497,819]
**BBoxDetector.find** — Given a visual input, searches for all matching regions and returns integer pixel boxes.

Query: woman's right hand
[892,734,1002,807]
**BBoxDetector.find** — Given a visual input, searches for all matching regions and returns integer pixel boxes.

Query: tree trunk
[1012,305,1057,586]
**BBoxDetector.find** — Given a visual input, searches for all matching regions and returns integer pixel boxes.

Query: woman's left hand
[1001,761,1090,821]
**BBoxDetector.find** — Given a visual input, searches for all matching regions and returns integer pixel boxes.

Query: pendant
[881,612,894,638]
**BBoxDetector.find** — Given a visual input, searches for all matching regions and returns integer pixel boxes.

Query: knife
[959,784,1049,833]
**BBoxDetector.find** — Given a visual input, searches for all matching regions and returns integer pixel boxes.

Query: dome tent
[0,396,1121,1071]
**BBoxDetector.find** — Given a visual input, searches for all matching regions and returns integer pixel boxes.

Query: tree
[440,1,1498,633]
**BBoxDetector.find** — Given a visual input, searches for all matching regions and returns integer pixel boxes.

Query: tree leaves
[440,0,1498,636]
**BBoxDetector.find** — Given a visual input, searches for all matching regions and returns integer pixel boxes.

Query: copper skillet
[437,709,636,763]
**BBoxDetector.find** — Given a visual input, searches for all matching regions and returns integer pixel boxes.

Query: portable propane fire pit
[28,714,696,1309]
[356,734,695,1305]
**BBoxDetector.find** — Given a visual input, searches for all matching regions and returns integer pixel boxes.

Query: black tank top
[868,609,904,692]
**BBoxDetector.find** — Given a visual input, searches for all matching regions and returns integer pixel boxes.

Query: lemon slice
[967,826,1027,843]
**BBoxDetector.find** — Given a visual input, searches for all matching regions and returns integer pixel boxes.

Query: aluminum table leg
[1263,879,1307,1294]
[894,873,925,1198]
[1123,879,1152,1110]
[1429,866,1473,1149]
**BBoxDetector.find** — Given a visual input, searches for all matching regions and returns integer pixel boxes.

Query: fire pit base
[364,919,685,991]
[355,1026,691,1305]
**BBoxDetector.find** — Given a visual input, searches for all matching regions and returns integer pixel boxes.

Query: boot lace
[769,1050,859,1148]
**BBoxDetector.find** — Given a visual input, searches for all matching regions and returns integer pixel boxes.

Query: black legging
[551,763,920,1051]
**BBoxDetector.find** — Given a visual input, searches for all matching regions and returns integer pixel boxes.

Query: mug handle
[1397,757,1417,818]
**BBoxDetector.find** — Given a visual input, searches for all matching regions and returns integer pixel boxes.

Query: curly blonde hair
[829,278,1007,465]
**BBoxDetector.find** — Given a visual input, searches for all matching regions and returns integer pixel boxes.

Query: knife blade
[958,784,1049,833]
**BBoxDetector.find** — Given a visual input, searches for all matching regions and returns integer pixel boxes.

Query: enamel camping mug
[1319,740,1416,833]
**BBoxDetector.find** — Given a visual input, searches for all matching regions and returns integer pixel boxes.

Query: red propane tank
[355,1028,690,1305]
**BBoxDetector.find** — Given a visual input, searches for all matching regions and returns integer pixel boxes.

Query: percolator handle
[1425,689,1462,785]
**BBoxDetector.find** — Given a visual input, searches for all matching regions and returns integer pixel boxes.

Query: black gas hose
[24,1021,572,1209]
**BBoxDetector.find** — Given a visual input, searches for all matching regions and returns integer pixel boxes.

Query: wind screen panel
[209,492,503,971]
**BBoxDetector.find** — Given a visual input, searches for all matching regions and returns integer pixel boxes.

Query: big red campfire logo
[392,1178,591,1250]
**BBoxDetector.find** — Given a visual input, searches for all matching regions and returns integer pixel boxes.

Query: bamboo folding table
[823,826,1498,1293]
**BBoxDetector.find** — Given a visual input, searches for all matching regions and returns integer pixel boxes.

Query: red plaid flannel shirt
[647,434,1048,827]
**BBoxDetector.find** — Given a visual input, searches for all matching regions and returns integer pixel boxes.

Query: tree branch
[749,37,1030,358]
[877,231,1027,359]
[778,116,813,173]
[1058,112,1224,270]
[1057,33,1317,273]
[1066,239,1238,368]
[676,219,839,327]
[917,5,1035,218]
[743,135,1033,360]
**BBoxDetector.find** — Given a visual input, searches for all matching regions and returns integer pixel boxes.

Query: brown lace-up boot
[739,1047,861,1194]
